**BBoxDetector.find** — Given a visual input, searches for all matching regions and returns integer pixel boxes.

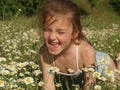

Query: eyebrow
[44,26,67,33]
[56,29,66,31]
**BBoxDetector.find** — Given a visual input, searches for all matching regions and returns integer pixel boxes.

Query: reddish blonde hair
[38,0,88,44]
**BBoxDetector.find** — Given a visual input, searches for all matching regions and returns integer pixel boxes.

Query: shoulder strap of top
[76,45,79,70]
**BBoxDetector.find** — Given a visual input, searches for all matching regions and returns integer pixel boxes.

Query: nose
[49,32,56,40]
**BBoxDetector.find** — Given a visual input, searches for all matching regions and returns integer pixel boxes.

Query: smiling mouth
[48,41,60,51]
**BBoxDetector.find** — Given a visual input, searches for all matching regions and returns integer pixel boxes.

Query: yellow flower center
[26,78,31,82]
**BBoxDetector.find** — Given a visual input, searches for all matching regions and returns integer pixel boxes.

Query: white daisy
[82,67,88,72]
[106,70,114,76]
[7,65,17,71]
[17,62,26,68]
[88,67,95,72]
[94,85,101,90]
[0,80,4,87]
[23,77,34,85]
[93,71,101,78]
[0,57,6,62]
[67,69,74,73]
[38,81,44,87]
[1,69,10,75]
[99,76,106,81]
[34,70,42,76]
[47,67,60,74]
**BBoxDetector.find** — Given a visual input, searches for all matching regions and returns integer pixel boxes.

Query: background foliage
[109,0,120,15]
[0,0,120,89]
[0,0,44,19]
[0,0,120,20]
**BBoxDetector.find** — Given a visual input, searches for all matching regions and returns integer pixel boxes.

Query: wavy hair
[38,0,88,44]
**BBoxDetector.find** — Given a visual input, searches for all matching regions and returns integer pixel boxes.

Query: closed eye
[58,31,65,34]
[57,29,66,34]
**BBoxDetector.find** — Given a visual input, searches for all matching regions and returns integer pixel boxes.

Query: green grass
[74,0,120,29]
[0,0,120,89]
[80,7,120,58]
[0,15,119,90]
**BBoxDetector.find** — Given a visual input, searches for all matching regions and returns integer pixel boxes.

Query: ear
[72,29,79,40]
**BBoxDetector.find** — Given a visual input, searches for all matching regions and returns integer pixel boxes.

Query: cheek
[42,32,49,41]
[59,34,72,43]
[43,32,49,40]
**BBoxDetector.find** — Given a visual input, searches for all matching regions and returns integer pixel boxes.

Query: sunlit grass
[0,17,120,90]
[83,24,120,58]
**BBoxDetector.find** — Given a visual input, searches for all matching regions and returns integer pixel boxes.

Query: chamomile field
[0,15,120,90]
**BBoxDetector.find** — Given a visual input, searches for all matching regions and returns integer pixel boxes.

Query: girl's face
[43,15,74,55]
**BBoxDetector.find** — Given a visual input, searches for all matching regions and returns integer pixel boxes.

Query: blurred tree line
[0,0,120,20]
[109,0,120,15]
[0,0,44,19]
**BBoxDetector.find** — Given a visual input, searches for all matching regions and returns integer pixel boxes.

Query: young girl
[38,0,119,90]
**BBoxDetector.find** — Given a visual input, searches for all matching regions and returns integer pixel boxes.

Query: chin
[48,50,61,55]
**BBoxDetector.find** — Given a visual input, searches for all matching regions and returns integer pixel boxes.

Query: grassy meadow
[0,8,120,90]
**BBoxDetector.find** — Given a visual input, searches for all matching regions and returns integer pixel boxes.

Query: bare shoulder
[79,40,96,67]
[80,41,95,53]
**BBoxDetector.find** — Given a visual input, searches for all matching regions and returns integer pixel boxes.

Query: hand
[116,53,120,70]
[116,53,120,58]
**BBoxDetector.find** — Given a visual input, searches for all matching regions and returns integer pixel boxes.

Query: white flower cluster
[47,67,60,74]
[0,57,43,89]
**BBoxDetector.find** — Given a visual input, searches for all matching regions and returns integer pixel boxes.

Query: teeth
[49,42,57,45]
[48,41,60,45]
[49,41,56,44]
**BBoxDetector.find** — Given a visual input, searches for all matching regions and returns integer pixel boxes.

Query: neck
[60,42,76,57]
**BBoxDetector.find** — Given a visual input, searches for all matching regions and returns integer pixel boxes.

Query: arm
[39,52,56,90]
[83,71,96,90]
[108,57,116,71]
[81,44,96,90]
